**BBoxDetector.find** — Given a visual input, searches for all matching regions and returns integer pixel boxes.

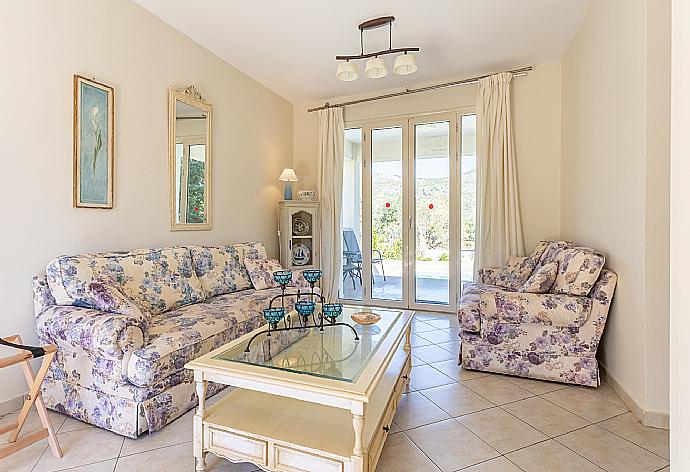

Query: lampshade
[279,168,299,182]
[364,57,388,79]
[393,53,418,75]
[336,61,359,81]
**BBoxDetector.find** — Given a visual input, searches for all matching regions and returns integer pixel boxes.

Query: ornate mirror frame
[168,85,213,231]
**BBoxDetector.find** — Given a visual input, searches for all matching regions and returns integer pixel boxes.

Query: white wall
[294,62,563,252]
[670,0,690,465]
[0,0,293,404]
[561,0,670,423]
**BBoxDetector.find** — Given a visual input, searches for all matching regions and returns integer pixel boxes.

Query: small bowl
[302,269,322,284]
[263,307,286,325]
[351,311,381,325]
[321,303,343,323]
[295,300,315,316]
[272,270,293,286]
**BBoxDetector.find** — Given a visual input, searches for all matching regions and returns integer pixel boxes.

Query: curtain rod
[307,65,533,113]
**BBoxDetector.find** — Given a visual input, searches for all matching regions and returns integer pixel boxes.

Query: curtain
[318,107,345,301]
[475,72,525,273]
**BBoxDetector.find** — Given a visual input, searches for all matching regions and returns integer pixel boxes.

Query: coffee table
[185,306,413,472]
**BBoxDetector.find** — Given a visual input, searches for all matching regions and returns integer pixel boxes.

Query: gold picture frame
[73,75,114,208]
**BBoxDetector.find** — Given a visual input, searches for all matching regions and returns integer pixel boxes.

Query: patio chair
[342,229,386,286]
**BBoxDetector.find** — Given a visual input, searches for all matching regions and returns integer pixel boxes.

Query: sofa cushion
[494,292,592,328]
[47,247,206,315]
[190,245,252,296]
[534,240,573,270]
[519,262,558,294]
[125,287,304,387]
[244,258,283,290]
[553,247,606,296]
[495,256,537,291]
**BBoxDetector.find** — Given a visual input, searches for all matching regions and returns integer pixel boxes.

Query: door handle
[408,214,412,229]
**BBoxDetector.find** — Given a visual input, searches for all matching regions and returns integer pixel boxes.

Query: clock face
[292,217,310,236]
[292,243,311,266]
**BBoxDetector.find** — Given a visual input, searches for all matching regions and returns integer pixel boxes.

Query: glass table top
[214,307,402,383]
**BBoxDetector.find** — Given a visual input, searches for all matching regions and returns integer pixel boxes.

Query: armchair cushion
[519,262,558,294]
[495,256,537,291]
[553,247,606,296]
[478,268,501,285]
[494,292,592,328]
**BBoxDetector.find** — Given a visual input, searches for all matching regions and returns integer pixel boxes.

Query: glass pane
[214,307,402,383]
[186,144,206,223]
[414,121,450,305]
[341,129,363,300]
[461,115,477,286]
[371,127,403,301]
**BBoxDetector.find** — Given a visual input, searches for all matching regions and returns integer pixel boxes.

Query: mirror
[169,85,212,230]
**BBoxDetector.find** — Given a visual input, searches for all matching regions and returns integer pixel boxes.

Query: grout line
[399,431,443,472]
[116,439,192,459]
[112,434,126,471]
[591,414,671,462]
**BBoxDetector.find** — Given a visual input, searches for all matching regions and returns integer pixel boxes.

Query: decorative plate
[351,311,381,325]
[292,217,310,236]
[291,243,311,266]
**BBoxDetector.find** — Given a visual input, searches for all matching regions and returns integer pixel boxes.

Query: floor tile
[59,416,95,433]
[423,317,461,330]
[393,391,450,430]
[542,387,628,422]
[506,439,605,471]
[408,364,456,391]
[502,396,590,437]
[406,419,499,471]
[0,435,47,472]
[408,333,434,348]
[120,409,193,457]
[376,432,441,472]
[412,344,456,364]
[503,375,568,395]
[412,354,428,365]
[61,460,117,471]
[556,425,668,472]
[417,329,459,345]
[34,427,124,472]
[420,383,494,417]
[457,407,548,454]
[586,377,628,408]
[413,312,449,321]
[460,456,523,472]
[411,323,439,334]
[597,412,669,460]
[435,341,460,357]
[462,375,533,405]
[389,422,401,434]
[114,442,193,472]
[0,409,67,442]
[429,360,488,382]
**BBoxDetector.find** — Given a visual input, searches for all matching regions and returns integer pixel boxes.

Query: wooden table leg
[194,379,207,472]
[351,402,366,472]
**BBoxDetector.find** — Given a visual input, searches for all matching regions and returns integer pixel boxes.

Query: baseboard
[0,394,24,417]
[600,365,669,430]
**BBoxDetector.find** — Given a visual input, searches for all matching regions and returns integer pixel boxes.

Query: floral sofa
[32,241,309,438]
[458,240,617,387]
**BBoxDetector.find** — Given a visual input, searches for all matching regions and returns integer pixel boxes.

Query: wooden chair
[0,335,62,460]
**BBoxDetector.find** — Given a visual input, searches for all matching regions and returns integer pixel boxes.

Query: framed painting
[73,75,114,208]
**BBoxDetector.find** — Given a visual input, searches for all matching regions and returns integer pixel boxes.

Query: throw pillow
[243,258,312,290]
[519,261,559,293]
[495,256,537,291]
[81,279,151,337]
[190,245,248,297]
[552,247,606,296]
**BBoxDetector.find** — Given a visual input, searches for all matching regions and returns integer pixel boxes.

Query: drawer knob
[383,426,390,432]
[402,375,409,380]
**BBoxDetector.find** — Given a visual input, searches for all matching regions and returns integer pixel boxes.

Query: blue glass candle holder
[302,269,322,285]
[322,303,343,323]
[273,270,293,287]
[295,300,316,316]
[263,307,286,329]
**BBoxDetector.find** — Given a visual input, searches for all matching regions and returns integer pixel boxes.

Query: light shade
[365,57,388,79]
[336,61,359,81]
[393,54,418,75]
[279,168,299,182]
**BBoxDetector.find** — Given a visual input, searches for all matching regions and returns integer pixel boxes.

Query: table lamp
[279,168,298,200]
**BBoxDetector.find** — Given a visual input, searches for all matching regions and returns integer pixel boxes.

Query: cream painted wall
[0,0,293,403]
[670,0,690,464]
[561,0,670,420]
[294,62,562,252]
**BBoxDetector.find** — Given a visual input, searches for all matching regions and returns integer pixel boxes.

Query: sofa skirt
[41,375,227,438]
[460,338,600,387]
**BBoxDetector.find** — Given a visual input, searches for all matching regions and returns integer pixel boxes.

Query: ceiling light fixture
[336,16,419,81]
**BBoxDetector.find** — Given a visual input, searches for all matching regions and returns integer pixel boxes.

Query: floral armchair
[458,240,617,387]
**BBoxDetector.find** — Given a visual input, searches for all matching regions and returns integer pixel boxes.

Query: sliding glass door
[340,111,475,312]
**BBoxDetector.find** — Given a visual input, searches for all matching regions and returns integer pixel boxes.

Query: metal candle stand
[244,269,360,352]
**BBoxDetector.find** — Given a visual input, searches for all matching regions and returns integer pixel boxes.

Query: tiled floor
[1,311,670,472]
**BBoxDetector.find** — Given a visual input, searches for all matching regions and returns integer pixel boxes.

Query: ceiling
[135,0,591,104]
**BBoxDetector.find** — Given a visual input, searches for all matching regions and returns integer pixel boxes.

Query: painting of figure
[73,75,114,208]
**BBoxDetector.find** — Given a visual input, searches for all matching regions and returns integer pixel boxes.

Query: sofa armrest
[478,267,501,285]
[36,305,147,361]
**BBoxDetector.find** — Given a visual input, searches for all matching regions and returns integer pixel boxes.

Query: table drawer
[208,427,267,466]
[368,392,397,471]
[274,444,344,472]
